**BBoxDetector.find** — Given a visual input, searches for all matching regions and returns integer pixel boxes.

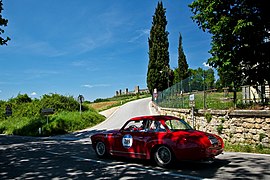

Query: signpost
[5,105,12,117]
[189,94,195,129]
[77,95,84,114]
[41,108,54,124]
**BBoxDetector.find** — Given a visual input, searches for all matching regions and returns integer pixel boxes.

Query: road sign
[189,94,195,101]
[5,105,12,116]
[189,94,195,107]
[41,108,54,115]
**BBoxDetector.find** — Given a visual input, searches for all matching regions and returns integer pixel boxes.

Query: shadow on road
[1,131,269,179]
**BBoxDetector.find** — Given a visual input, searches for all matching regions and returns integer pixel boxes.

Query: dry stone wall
[152,103,270,148]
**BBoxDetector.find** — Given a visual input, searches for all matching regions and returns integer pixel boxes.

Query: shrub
[217,124,223,134]
[259,133,266,142]
[205,112,212,123]
[0,93,104,136]
[41,111,105,136]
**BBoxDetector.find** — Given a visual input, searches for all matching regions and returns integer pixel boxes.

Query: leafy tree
[9,94,32,104]
[204,68,215,89]
[174,33,189,84]
[147,2,171,94]
[189,68,215,91]
[189,68,204,91]
[0,0,10,45]
[40,93,80,112]
[189,0,270,86]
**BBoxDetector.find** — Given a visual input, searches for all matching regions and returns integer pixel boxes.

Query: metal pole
[192,106,194,129]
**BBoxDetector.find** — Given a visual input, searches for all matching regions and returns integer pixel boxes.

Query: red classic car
[90,115,224,167]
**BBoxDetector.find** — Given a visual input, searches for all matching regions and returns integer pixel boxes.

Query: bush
[205,112,212,123]
[0,93,104,136]
[42,111,105,136]
[217,124,223,134]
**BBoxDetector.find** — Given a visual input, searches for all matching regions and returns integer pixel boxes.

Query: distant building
[115,86,149,96]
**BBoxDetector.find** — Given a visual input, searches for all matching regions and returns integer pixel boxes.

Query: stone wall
[152,102,270,148]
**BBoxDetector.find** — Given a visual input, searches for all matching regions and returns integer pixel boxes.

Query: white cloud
[30,92,37,96]
[128,29,150,43]
[0,90,2,93]
[82,84,110,88]
[203,62,211,68]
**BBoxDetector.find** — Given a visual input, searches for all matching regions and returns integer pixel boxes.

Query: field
[88,93,151,111]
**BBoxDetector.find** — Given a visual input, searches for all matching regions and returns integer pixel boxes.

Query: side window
[123,120,151,132]
[149,121,166,132]
[123,120,141,132]
[165,119,189,131]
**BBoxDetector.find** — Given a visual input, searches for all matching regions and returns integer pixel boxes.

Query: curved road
[90,97,157,131]
[0,98,269,179]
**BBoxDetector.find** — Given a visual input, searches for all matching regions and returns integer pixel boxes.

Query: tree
[174,33,189,84]
[189,0,270,86]
[204,68,215,89]
[0,0,10,45]
[189,68,215,91]
[147,2,171,94]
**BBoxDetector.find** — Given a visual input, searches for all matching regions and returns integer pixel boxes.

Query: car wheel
[154,146,173,167]
[95,141,107,158]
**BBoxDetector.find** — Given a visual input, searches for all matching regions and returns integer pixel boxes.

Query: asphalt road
[1,98,270,179]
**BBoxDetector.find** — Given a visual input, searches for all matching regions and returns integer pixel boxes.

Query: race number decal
[122,134,133,149]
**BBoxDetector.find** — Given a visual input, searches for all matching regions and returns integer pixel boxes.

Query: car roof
[129,115,180,121]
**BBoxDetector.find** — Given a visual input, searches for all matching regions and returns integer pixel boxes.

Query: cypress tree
[147,2,170,94]
[177,33,189,82]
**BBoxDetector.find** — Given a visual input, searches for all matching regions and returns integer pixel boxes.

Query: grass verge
[88,94,151,111]
[224,142,270,154]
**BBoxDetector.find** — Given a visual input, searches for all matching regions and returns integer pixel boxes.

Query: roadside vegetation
[225,143,270,155]
[88,93,151,112]
[0,93,105,136]
[0,93,150,137]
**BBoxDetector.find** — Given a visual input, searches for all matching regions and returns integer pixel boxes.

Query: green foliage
[0,93,103,136]
[0,0,10,45]
[220,118,225,123]
[42,111,105,136]
[40,93,82,112]
[147,2,171,94]
[189,0,270,86]
[204,112,212,123]
[216,124,223,134]
[9,94,32,104]
[188,68,215,91]
[0,116,44,136]
[174,33,189,84]
[225,142,270,154]
[94,98,110,103]
[259,133,266,142]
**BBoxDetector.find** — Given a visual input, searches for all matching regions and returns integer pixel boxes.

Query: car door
[111,120,149,158]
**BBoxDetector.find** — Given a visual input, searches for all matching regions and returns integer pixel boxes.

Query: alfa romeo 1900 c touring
[90,115,224,167]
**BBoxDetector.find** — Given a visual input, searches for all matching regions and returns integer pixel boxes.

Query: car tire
[95,141,107,158]
[154,146,173,167]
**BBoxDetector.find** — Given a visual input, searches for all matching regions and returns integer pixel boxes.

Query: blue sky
[0,0,212,101]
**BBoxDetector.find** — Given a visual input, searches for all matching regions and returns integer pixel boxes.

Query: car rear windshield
[165,119,193,131]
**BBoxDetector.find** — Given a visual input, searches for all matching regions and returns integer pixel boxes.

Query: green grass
[156,91,244,110]
[0,93,150,136]
[0,110,105,136]
[224,142,270,154]
[89,93,151,111]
